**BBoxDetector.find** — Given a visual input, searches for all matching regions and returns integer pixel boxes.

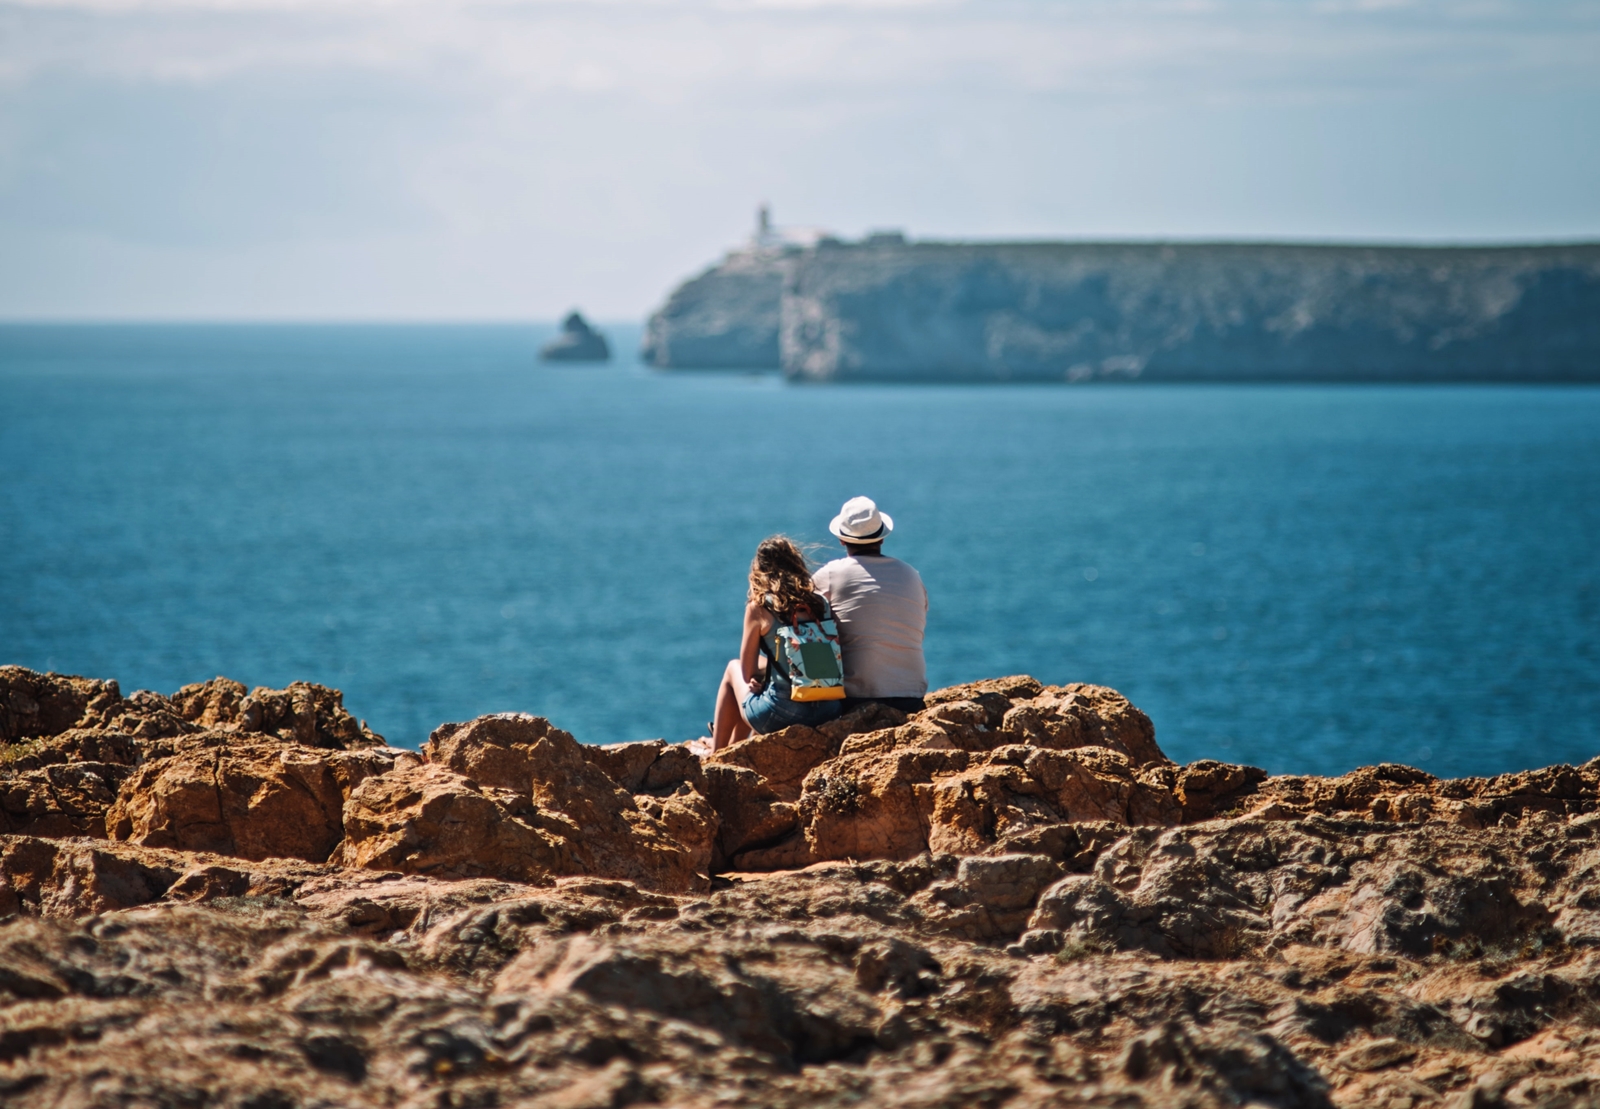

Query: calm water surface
[2,323,1596,778]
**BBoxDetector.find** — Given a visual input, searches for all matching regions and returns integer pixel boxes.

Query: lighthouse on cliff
[748,205,828,253]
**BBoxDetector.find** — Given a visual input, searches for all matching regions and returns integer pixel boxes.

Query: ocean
[2,323,1596,779]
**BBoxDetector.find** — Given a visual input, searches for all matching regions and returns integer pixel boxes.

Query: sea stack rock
[539,311,610,362]
[644,236,1600,382]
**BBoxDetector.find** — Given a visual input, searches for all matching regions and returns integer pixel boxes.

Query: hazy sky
[3,0,1598,319]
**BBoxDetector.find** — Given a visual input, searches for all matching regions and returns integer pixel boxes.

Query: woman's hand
[746,675,764,695]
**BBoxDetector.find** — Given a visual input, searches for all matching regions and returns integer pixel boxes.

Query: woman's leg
[712,659,753,752]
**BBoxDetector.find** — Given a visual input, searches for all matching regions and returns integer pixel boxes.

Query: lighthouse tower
[747,205,828,253]
[752,204,778,249]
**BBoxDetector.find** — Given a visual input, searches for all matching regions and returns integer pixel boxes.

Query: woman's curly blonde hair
[747,536,824,622]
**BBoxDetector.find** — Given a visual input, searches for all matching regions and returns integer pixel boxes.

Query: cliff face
[4,663,1600,1108]
[643,241,1600,382]
[640,249,794,369]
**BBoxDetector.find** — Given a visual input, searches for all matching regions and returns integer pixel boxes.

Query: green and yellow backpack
[774,598,846,702]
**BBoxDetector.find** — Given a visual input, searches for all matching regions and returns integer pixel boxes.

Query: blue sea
[2,323,1597,779]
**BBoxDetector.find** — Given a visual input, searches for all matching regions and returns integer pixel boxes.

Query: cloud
[0,0,1597,317]
[6,1,1596,90]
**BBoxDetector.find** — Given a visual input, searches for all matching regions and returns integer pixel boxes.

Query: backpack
[772,597,846,702]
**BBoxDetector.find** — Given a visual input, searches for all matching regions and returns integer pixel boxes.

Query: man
[813,496,928,713]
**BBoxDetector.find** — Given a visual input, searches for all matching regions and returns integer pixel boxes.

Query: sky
[2,0,1598,320]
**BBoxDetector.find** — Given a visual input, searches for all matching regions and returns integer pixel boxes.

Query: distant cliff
[640,249,790,369]
[643,240,1600,382]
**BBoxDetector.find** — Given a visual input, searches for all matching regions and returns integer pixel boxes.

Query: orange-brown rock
[1252,760,1600,828]
[0,725,139,836]
[926,677,1169,768]
[704,760,805,868]
[0,728,138,770]
[72,687,201,742]
[1,670,392,851]
[0,835,328,918]
[691,681,1175,872]
[0,836,182,918]
[107,738,403,862]
[333,762,571,881]
[338,713,714,891]
[787,682,1180,866]
[701,704,910,870]
[165,675,385,748]
[166,674,252,728]
[5,665,1600,1108]
[708,721,846,801]
[0,761,129,838]
[0,669,379,752]
[0,666,121,742]
[7,812,1600,1108]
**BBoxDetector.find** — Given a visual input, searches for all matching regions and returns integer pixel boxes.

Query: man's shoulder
[814,557,856,579]
[818,559,863,592]
[877,555,922,578]
[817,554,921,579]
[813,558,844,591]
[874,557,926,602]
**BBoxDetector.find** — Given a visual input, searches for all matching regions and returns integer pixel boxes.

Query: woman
[711,536,845,751]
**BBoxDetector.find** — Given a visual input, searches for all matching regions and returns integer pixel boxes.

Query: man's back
[814,554,928,699]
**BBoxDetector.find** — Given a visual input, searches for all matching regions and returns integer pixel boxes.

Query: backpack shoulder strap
[789,593,831,627]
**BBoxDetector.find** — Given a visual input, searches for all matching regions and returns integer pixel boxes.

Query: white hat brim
[829,510,893,542]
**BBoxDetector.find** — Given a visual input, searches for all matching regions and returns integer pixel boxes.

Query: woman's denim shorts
[742,678,843,733]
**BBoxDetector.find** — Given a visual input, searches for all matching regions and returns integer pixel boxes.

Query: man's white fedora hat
[829,496,894,543]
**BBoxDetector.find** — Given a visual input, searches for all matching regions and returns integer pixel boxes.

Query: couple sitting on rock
[709,496,928,752]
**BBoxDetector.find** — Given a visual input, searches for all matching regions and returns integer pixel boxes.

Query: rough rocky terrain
[4,663,1600,1108]
[643,239,1600,382]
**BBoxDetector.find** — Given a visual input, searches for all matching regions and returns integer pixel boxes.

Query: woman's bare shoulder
[745,601,774,630]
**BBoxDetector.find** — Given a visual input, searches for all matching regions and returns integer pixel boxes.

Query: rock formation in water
[4,663,1600,1107]
[540,311,611,363]
[643,239,1600,382]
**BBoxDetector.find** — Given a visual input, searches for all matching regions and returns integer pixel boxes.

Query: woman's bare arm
[740,603,769,692]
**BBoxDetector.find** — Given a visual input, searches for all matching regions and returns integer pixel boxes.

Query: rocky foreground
[3,666,1599,1108]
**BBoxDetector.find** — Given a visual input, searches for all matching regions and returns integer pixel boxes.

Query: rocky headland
[642,240,1600,382]
[3,663,1599,1108]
